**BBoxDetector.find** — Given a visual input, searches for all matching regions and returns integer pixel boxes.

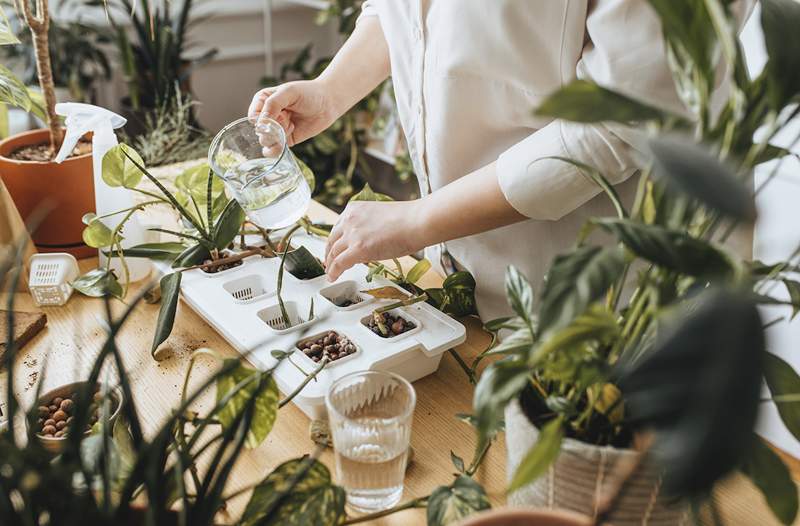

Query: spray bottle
[54,103,151,282]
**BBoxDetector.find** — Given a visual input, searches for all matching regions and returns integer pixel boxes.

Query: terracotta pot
[459,508,592,526]
[0,128,95,259]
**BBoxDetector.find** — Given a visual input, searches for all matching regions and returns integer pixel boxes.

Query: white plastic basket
[28,253,80,306]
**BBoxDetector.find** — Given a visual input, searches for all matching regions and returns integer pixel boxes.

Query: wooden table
[2,199,796,525]
[1,200,504,524]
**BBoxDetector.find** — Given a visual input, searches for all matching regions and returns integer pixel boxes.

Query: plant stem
[466,439,491,476]
[375,293,429,314]
[277,239,293,327]
[278,357,329,408]
[178,247,269,272]
[448,348,477,385]
[342,497,428,525]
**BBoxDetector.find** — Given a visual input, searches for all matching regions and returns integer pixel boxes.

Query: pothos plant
[472,0,800,523]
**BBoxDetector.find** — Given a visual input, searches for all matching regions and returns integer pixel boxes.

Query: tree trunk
[17,0,62,157]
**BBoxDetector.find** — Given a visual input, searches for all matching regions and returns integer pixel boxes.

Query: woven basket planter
[505,401,688,526]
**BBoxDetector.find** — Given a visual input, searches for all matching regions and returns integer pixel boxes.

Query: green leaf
[617,289,764,497]
[649,136,756,222]
[102,144,145,188]
[761,0,800,109]
[0,64,38,116]
[533,307,619,365]
[151,272,182,358]
[0,103,8,140]
[71,268,124,298]
[172,243,211,268]
[509,416,564,492]
[594,218,732,278]
[427,475,491,526]
[350,182,394,202]
[484,328,534,356]
[473,358,530,451]
[212,199,245,250]
[782,280,800,320]
[284,246,325,280]
[539,245,625,334]
[105,242,188,261]
[82,214,116,248]
[483,316,527,333]
[764,352,800,443]
[741,438,799,525]
[0,7,19,45]
[216,360,279,448]
[427,271,478,317]
[406,258,432,285]
[647,0,717,81]
[297,156,316,193]
[535,79,670,123]
[505,266,535,324]
[241,457,346,526]
[450,450,465,473]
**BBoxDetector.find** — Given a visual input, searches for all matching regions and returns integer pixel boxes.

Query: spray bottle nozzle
[53,103,127,164]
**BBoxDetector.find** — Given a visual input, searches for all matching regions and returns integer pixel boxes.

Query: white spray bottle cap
[53,103,127,164]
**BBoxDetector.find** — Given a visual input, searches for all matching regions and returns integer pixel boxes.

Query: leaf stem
[278,357,329,408]
[448,348,477,385]
[342,497,428,525]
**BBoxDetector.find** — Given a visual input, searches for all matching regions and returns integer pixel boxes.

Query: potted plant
[470,1,800,524]
[0,0,95,258]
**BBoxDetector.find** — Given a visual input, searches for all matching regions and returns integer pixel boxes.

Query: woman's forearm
[413,161,528,248]
[318,16,391,118]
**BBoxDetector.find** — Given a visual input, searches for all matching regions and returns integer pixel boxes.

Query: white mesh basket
[28,253,80,306]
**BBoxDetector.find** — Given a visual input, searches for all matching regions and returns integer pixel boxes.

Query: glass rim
[324,370,417,423]
[207,116,289,183]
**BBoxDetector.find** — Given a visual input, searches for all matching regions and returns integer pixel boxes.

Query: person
[249,1,754,320]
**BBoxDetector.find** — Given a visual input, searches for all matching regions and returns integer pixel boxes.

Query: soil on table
[364,311,416,338]
[7,138,91,162]
[297,331,357,363]
[331,295,362,308]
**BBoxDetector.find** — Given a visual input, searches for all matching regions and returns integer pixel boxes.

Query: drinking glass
[325,371,416,513]
[208,116,311,229]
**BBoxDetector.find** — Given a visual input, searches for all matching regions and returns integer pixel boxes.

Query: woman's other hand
[325,200,426,281]
[248,79,340,150]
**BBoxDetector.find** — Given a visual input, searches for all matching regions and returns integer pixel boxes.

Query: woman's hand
[325,200,427,281]
[248,79,341,148]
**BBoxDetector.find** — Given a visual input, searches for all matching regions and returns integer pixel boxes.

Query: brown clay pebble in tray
[298,331,357,363]
[365,312,416,338]
[60,399,74,412]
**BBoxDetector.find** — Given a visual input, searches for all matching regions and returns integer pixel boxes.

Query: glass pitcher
[208,116,311,229]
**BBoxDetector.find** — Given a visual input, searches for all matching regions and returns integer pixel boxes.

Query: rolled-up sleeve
[357,0,379,23]
[496,0,753,221]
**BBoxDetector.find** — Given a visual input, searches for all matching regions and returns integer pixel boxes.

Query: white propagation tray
[166,233,466,419]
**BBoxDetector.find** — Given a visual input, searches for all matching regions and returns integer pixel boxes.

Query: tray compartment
[257,301,315,334]
[294,330,360,366]
[360,308,422,341]
[222,274,274,303]
[318,281,372,311]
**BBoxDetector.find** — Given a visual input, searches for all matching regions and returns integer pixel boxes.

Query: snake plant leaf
[171,243,210,268]
[241,457,346,526]
[649,135,756,222]
[211,199,245,250]
[104,242,188,261]
[81,213,116,248]
[71,268,123,299]
[406,258,432,285]
[539,245,625,335]
[215,360,279,449]
[594,218,733,278]
[102,144,145,188]
[284,246,325,280]
[508,416,564,493]
[616,289,764,497]
[761,0,800,109]
[427,475,491,526]
[151,272,182,358]
[741,437,799,525]
[535,79,671,124]
[350,182,393,202]
[764,352,800,443]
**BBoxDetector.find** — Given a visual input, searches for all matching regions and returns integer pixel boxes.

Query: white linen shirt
[360,0,753,321]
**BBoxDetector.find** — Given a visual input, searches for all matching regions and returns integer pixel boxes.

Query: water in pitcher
[334,422,409,512]
[223,157,310,229]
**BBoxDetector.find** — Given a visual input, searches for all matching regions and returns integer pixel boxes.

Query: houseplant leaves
[284,245,325,280]
[761,0,800,109]
[350,182,393,202]
[616,289,764,497]
[763,352,800,443]
[215,360,279,449]
[535,79,670,123]
[426,271,478,317]
[241,457,345,526]
[71,268,123,299]
[508,416,564,492]
[172,243,211,268]
[427,475,490,526]
[211,199,245,250]
[108,242,187,260]
[150,272,182,358]
[102,144,145,189]
[741,438,798,525]
[81,213,115,248]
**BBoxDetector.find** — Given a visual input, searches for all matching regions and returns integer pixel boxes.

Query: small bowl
[32,381,123,453]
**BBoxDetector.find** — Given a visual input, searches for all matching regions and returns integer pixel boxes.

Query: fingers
[325,236,348,271]
[326,247,363,282]
[248,88,273,122]
[259,85,299,124]
[325,221,344,263]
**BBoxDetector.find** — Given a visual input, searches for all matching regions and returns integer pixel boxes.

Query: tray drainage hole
[258,302,308,332]
[223,275,271,303]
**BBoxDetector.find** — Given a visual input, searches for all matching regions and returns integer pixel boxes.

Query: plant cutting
[471,1,800,524]
[0,0,95,257]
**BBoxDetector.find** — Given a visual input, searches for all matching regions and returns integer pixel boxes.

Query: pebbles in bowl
[297,331,357,363]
